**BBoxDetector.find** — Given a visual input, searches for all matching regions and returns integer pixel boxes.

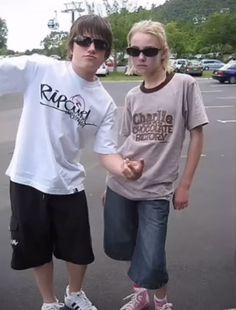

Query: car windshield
[188,60,200,65]
[220,62,236,70]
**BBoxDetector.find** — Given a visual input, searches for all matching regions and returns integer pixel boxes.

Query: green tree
[199,12,236,54]
[166,22,188,57]
[102,0,144,70]
[40,0,236,61]
[40,31,68,58]
[0,18,8,51]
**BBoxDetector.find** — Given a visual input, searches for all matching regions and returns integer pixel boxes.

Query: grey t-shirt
[107,72,208,200]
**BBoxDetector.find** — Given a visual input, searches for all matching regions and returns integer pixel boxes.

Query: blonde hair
[127,20,172,72]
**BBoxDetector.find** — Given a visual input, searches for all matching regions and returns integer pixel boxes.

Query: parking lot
[0,78,235,310]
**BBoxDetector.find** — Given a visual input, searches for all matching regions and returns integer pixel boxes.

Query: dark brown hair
[67,14,113,59]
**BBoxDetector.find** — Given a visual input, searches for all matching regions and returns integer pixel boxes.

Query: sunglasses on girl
[74,35,109,51]
[126,47,161,57]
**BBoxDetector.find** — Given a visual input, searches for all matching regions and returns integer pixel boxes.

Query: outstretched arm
[0,56,32,95]
[173,126,204,210]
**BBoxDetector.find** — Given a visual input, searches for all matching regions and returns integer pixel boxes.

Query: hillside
[153,0,236,23]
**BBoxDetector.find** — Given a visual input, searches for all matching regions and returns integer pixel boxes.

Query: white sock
[67,285,82,296]
[154,295,167,303]
[42,300,58,306]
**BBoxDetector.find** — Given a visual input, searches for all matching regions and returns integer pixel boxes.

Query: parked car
[173,59,188,72]
[180,59,203,76]
[105,57,114,72]
[212,61,236,84]
[50,54,61,60]
[168,58,176,70]
[200,59,225,71]
[96,63,109,76]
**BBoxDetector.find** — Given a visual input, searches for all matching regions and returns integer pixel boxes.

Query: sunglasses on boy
[126,47,161,57]
[73,35,109,51]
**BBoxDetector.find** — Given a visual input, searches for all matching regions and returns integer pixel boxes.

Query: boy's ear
[69,47,73,59]
[104,52,109,60]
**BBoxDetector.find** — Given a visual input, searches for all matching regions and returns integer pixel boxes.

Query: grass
[101,71,142,81]
[100,70,213,81]
[202,70,213,78]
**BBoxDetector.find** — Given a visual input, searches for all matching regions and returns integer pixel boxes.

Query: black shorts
[9,181,94,270]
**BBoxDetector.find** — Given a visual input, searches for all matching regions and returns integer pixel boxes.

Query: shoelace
[73,291,93,309]
[43,303,64,310]
[158,303,173,310]
[120,289,147,310]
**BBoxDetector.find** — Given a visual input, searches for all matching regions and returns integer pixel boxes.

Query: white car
[173,59,188,72]
[50,54,61,60]
[96,63,109,76]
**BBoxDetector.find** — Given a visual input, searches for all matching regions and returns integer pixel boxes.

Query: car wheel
[204,66,209,71]
[229,76,236,84]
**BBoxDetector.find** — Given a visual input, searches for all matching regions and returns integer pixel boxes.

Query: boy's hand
[122,158,144,180]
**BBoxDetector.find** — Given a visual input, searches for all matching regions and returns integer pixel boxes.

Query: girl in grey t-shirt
[104,20,208,310]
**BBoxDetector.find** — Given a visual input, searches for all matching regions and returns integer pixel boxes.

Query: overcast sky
[0,0,166,52]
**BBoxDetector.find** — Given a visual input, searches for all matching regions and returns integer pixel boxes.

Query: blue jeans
[104,187,169,289]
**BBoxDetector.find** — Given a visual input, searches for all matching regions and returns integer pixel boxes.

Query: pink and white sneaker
[120,287,150,310]
[154,295,173,310]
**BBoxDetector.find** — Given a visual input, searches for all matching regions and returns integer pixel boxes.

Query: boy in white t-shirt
[0,15,143,310]
[104,20,208,310]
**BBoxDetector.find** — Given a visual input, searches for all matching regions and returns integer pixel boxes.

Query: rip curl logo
[40,83,96,128]
[11,239,19,246]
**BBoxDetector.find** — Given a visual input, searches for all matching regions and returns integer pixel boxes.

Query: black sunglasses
[73,35,109,51]
[126,47,161,57]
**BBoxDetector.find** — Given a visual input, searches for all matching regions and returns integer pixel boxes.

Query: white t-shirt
[0,54,117,194]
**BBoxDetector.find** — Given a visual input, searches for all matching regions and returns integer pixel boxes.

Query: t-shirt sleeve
[94,102,118,154]
[0,56,33,95]
[185,79,209,130]
[120,96,132,137]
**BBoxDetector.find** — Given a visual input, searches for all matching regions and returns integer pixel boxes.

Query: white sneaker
[64,286,97,310]
[41,301,64,310]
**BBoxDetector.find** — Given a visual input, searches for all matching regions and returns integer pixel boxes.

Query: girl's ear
[160,48,168,71]
[161,47,168,61]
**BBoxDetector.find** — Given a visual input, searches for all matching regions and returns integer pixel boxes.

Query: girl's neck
[143,69,167,89]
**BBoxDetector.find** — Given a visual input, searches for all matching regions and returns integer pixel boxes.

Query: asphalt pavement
[0,78,236,310]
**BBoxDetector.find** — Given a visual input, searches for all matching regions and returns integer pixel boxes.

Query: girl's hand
[122,158,144,180]
[173,186,189,210]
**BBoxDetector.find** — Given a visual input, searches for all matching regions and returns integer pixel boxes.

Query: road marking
[210,84,230,87]
[201,90,222,93]
[205,105,233,108]
[217,96,236,100]
[217,120,236,123]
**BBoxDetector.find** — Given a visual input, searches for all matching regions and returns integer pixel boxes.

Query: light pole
[62,1,85,24]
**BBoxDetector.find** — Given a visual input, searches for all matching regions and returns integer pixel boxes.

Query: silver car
[200,59,225,71]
